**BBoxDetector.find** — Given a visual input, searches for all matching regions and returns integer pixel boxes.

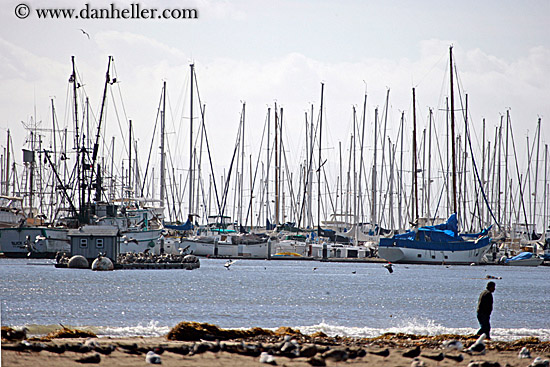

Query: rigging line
[139,87,163,196]
[465,110,501,230]
[193,67,223,217]
[508,116,530,233]
[244,112,268,226]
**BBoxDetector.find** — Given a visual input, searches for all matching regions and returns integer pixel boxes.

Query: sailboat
[378,46,493,265]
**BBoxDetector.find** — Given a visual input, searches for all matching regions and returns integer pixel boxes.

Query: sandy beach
[3,325,550,367]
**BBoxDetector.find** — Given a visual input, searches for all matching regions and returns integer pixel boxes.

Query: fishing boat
[378,213,492,265]
[502,252,543,267]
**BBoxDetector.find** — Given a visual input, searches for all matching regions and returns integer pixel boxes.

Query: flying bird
[384,262,394,273]
[224,259,237,270]
[80,29,90,39]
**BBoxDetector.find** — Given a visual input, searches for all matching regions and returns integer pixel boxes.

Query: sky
[0,0,549,224]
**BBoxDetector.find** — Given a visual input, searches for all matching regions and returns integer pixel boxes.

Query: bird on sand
[79,29,90,39]
[2,327,28,342]
[75,353,101,364]
[402,346,421,358]
[529,357,550,367]
[442,339,463,351]
[369,348,390,357]
[224,259,238,269]
[384,262,394,273]
[465,333,486,355]
[146,350,162,364]
[518,346,531,359]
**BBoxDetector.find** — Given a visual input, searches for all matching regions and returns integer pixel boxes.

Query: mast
[274,103,279,227]
[371,108,378,227]
[128,120,132,199]
[427,108,433,219]
[160,81,166,209]
[412,87,419,221]
[449,46,458,215]
[532,118,541,238]
[189,63,194,220]
[5,129,9,195]
[317,83,324,238]
[266,107,270,228]
[89,56,112,206]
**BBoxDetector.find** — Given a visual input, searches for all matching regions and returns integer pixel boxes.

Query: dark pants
[477,313,491,339]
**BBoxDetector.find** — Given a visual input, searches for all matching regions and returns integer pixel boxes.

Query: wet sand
[3,333,550,367]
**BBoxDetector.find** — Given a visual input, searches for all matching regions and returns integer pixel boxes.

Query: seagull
[79,29,90,39]
[530,357,550,367]
[4,327,29,341]
[402,346,421,358]
[518,346,531,359]
[384,262,394,273]
[465,333,486,355]
[442,339,463,351]
[224,259,237,270]
[259,351,276,365]
[146,350,162,364]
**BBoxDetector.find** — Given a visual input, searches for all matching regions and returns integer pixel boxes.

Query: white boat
[378,214,492,265]
[0,226,70,258]
[503,252,544,267]
[0,196,26,228]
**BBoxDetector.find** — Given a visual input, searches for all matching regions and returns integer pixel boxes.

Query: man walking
[477,281,496,339]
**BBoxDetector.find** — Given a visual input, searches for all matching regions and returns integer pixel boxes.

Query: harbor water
[1,257,549,341]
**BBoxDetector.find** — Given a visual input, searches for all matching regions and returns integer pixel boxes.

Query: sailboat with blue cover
[378,213,492,264]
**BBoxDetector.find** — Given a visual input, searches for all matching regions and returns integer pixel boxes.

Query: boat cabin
[68,225,120,263]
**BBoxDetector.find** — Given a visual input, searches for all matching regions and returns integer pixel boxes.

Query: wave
[14,319,550,341]
[297,319,550,341]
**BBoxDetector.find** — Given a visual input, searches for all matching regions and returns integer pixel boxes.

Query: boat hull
[182,238,269,258]
[378,236,491,265]
[0,227,70,258]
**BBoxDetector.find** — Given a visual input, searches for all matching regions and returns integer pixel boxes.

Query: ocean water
[1,258,549,341]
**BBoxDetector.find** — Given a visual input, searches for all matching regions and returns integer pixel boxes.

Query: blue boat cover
[505,252,534,263]
[164,219,193,231]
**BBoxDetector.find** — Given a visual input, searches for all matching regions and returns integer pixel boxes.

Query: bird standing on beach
[146,350,162,364]
[442,339,463,351]
[518,347,531,358]
[465,333,486,355]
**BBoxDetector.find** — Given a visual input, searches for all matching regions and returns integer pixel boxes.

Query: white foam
[295,320,550,341]
[98,320,171,337]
